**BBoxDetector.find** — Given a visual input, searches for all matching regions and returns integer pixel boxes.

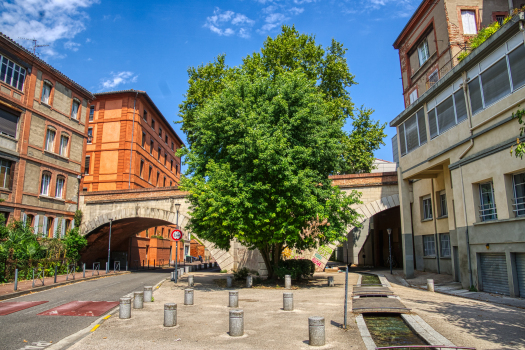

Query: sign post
[170,229,183,283]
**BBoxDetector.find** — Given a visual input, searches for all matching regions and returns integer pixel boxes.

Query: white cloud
[100,71,138,90]
[293,0,316,3]
[204,8,255,38]
[341,0,417,17]
[64,41,80,51]
[257,12,289,33]
[0,0,99,57]
[85,38,91,43]
[288,7,304,15]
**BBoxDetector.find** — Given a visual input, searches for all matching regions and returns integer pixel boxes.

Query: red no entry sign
[170,229,183,241]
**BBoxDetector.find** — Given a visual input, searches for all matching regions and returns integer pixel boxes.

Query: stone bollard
[144,286,153,302]
[164,303,177,327]
[171,271,174,281]
[308,316,325,346]
[229,291,239,307]
[327,276,334,287]
[179,268,184,277]
[427,279,435,292]
[119,297,131,319]
[285,275,292,289]
[283,292,293,311]
[201,264,204,269]
[188,275,194,287]
[227,276,233,288]
[133,291,144,309]
[246,275,253,288]
[229,309,244,337]
[184,288,194,305]
[185,266,190,274]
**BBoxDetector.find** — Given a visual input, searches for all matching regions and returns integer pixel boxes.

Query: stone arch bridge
[78,171,400,275]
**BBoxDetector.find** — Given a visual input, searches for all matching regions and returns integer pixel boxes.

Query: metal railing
[92,262,100,276]
[114,261,120,272]
[66,263,76,281]
[32,267,45,288]
[512,196,525,216]
[479,204,497,221]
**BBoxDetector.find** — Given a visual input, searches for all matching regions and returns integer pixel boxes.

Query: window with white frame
[41,173,51,195]
[399,108,427,156]
[418,40,430,66]
[423,235,436,256]
[479,181,497,221]
[409,89,418,104]
[461,10,477,34]
[55,176,65,198]
[41,82,52,104]
[59,135,69,157]
[45,129,56,152]
[0,159,11,189]
[512,172,525,216]
[440,233,451,257]
[439,190,448,217]
[0,56,26,90]
[71,99,80,119]
[87,128,93,144]
[422,195,433,220]
[467,33,525,115]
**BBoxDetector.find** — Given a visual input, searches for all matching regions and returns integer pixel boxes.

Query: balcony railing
[479,204,497,221]
[512,196,525,216]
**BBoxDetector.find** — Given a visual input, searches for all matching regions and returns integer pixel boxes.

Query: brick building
[0,33,93,236]
[394,0,512,109]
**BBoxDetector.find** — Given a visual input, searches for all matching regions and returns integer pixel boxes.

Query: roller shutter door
[479,253,509,295]
[516,253,525,298]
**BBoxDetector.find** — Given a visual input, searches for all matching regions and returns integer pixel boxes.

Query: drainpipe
[128,91,139,189]
[508,0,514,12]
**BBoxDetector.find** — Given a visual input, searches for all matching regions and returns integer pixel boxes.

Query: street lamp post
[174,203,181,283]
[107,219,113,273]
[387,228,392,275]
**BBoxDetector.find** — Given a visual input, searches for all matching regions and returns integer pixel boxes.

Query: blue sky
[1,0,421,164]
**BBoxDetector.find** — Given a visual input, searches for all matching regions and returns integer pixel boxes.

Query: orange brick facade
[329,172,398,188]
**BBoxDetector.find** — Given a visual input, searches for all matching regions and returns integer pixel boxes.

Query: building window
[143,109,148,121]
[165,135,168,144]
[41,173,51,195]
[164,153,167,166]
[150,140,154,154]
[0,211,9,226]
[89,106,94,121]
[87,127,93,144]
[158,147,161,161]
[41,82,52,104]
[176,164,179,175]
[0,106,19,138]
[512,172,525,216]
[417,39,430,66]
[170,159,173,171]
[496,15,505,26]
[159,127,162,138]
[148,166,152,183]
[479,181,497,221]
[171,142,174,151]
[59,135,69,157]
[409,89,418,104]
[423,235,436,256]
[422,196,433,220]
[428,88,467,139]
[163,177,166,187]
[439,191,447,217]
[440,234,451,257]
[0,56,26,90]
[140,160,144,178]
[45,128,56,152]
[428,70,438,88]
[45,216,53,238]
[399,108,426,156]
[0,159,11,189]
[142,132,146,148]
[170,181,172,186]
[151,119,155,130]
[55,176,65,198]
[85,156,90,175]
[461,10,477,35]
[71,99,80,120]
[156,171,160,186]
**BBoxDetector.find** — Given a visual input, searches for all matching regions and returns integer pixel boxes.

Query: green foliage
[511,107,525,159]
[73,210,83,228]
[151,235,165,239]
[233,267,250,280]
[62,227,88,261]
[458,20,503,62]
[275,259,315,280]
[220,269,228,273]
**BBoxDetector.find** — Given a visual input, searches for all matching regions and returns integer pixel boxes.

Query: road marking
[103,314,111,320]
[17,341,52,349]
[90,324,100,332]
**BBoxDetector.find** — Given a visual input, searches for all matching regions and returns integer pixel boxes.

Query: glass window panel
[440,234,451,257]
[509,44,525,91]
[428,108,438,139]
[468,77,483,115]
[84,156,90,175]
[0,58,7,81]
[17,70,25,90]
[6,61,13,86]
[479,182,497,221]
[405,114,419,153]
[399,124,406,156]
[71,100,79,119]
[423,235,436,256]
[513,173,525,216]
[454,89,467,123]
[45,129,55,151]
[417,109,427,145]
[0,160,11,189]
[481,57,511,106]
[436,96,456,133]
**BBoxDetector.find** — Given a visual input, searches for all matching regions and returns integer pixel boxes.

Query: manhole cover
[238,299,258,302]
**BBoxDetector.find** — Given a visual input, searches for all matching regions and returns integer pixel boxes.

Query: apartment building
[391,11,525,297]
[394,0,512,109]
[0,33,93,236]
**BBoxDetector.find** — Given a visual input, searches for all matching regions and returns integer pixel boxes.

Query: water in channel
[364,314,428,350]
[360,274,381,284]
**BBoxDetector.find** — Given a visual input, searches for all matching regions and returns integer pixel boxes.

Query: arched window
[41,172,51,195]
[55,176,65,198]
[71,99,80,119]
[45,127,56,152]
[41,81,52,104]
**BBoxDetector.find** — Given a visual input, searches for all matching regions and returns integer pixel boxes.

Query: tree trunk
[260,244,273,279]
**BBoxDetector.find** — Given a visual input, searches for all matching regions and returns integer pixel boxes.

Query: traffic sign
[170,229,183,241]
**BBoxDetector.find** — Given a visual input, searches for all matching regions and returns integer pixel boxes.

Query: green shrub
[233,267,250,280]
[220,269,228,273]
[275,259,315,280]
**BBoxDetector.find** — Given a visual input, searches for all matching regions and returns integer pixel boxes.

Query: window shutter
[0,107,19,138]
[61,218,66,237]
[416,109,427,145]
[42,216,48,237]
[468,77,483,115]
[481,57,511,106]
[53,217,59,238]
[71,218,75,229]
[33,215,40,235]
[428,109,438,139]
[454,90,468,123]
[22,212,27,224]
[405,114,419,153]
[437,96,456,134]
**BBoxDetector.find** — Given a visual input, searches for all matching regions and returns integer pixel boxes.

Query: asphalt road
[1,270,170,350]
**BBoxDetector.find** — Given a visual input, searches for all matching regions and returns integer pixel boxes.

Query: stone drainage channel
[353,273,475,350]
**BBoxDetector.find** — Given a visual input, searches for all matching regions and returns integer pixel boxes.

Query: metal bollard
[327,276,334,287]
[246,275,253,288]
[308,316,325,346]
[185,266,190,274]
[427,279,435,292]
[180,268,184,276]
[54,266,57,283]
[119,298,131,319]
[164,303,177,327]
[184,288,194,305]
[83,263,86,278]
[285,275,292,289]
[144,286,153,302]
[229,309,244,337]
[133,291,144,309]
[188,275,194,287]
[14,269,18,291]
[171,271,174,281]
[283,292,293,311]
[227,276,233,288]
[229,291,239,307]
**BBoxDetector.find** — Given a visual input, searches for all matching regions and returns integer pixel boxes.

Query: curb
[0,271,132,301]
